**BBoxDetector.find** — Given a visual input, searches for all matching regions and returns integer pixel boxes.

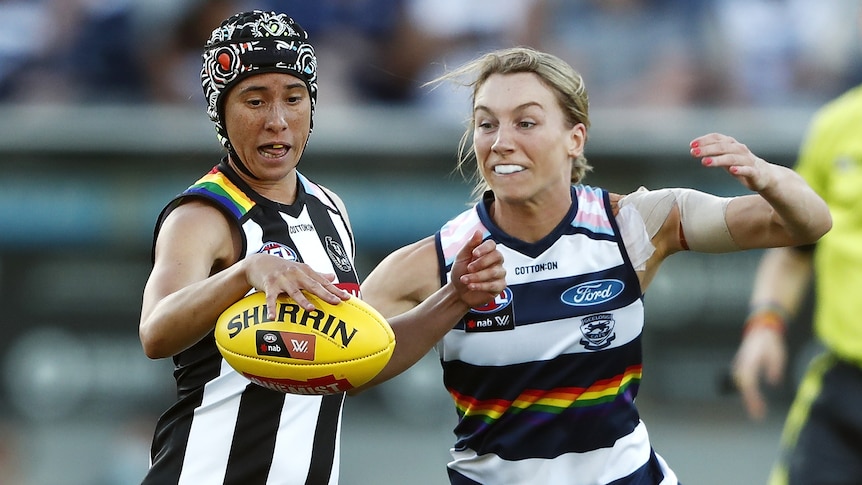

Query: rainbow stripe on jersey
[451,363,642,424]
[186,166,256,219]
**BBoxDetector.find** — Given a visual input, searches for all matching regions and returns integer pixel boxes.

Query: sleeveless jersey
[143,161,359,485]
[435,186,677,485]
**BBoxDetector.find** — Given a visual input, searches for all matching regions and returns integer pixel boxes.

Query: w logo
[291,339,309,353]
[280,332,315,361]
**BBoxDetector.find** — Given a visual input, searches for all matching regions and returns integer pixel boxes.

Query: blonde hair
[427,47,592,200]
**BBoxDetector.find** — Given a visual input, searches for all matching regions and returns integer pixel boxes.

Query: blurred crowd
[1,0,861,112]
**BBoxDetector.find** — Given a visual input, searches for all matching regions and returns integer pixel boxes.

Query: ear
[567,123,587,158]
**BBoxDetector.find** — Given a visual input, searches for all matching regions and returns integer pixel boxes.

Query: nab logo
[464,288,515,333]
[255,330,315,360]
[258,242,298,261]
[471,288,513,314]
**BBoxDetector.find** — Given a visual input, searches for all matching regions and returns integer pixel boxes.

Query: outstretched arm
[618,133,829,294]
[690,133,832,248]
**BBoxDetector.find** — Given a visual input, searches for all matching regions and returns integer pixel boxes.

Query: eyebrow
[237,81,307,95]
[474,101,542,114]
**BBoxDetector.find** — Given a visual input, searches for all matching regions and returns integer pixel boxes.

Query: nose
[491,125,514,153]
[265,103,290,131]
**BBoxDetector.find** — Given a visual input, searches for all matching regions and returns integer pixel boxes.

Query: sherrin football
[215,291,395,395]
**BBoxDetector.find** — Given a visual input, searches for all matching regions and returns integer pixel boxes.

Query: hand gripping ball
[215,292,395,395]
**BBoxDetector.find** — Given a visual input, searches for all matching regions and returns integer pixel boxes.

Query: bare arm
[360,235,442,319]
[355,231,506,391]
[139,200,350,359]
[625,134,829,291]
[691,133,831,248]
[732,246,814,420]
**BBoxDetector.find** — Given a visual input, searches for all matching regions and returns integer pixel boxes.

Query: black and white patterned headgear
[201,10,318,151]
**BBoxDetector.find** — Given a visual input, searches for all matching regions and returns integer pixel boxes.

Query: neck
[489,191,572,243]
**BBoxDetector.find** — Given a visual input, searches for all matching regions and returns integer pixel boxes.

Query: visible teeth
[260,144,287,158]
[494,164,524,174]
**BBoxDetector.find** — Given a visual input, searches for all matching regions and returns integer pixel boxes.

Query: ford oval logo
[560,279,624,307]
[471,287,513,314]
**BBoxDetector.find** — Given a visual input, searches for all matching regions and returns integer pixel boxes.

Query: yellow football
[215,291,395,395]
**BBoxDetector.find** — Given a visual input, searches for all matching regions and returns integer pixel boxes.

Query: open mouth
[259,144,289,158]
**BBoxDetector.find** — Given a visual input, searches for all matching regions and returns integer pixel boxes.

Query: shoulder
[158,198,238,244]
[182,166,257,221]
[318,184,349,215]
[438,204,486,266]
[295,173,353,231]
[156,198,242,269]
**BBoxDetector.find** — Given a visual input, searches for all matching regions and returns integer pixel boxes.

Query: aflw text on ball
[226,302,358,348]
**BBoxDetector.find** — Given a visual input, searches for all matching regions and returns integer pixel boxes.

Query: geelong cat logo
[560,279,624,307]
[579,314,616,350]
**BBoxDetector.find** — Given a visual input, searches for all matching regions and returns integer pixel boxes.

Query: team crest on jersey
[258,241,298,261]
[464,288,515,333]
[325,236,352,273]
[579,313,616,350]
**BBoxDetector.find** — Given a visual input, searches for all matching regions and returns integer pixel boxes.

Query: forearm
[757,165,832,244]
[745,246,814,333]
[354,282,468,390]
[140,262,254,359]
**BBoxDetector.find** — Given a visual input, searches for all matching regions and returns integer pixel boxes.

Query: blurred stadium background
[1,0,859,483]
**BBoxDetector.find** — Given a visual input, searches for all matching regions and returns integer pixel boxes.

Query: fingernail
[690,141,699,148]
[703,157,712,166]
[692,148,701,156]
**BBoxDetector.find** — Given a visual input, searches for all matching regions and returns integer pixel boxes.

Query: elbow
[805,208,833,244]
[814,195,834,236]
[791,214,832,247]
[817,214,833,240]
[139,325,173,360]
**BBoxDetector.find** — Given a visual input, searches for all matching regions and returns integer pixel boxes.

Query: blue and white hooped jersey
[435,185,678,485]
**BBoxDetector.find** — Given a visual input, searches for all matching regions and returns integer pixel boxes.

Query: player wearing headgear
[140,11,351,484]
[139,9,506,485]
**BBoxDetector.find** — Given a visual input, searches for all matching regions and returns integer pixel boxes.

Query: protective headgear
[200,10,318,152]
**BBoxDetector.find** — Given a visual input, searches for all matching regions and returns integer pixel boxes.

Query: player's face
[472,72,585,208]
[224,72,311,182]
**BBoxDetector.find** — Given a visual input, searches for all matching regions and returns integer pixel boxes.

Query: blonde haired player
[360,47,831,484]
